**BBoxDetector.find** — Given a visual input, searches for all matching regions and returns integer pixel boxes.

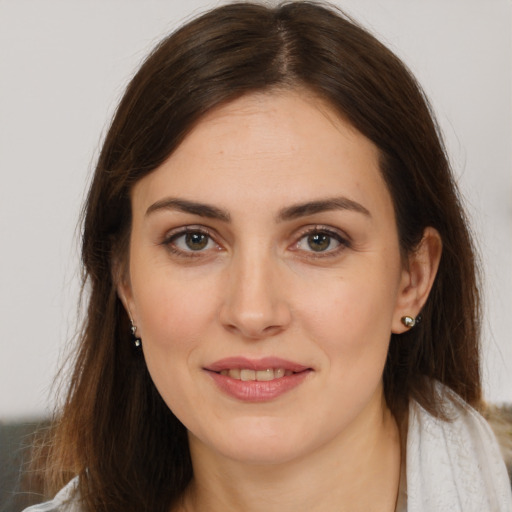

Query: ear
[117,279,136,325]
[392,227,442,334]
[113,257,137,326]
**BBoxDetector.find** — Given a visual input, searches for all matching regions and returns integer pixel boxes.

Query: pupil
[308,233,330,251]
[185,232,208,250]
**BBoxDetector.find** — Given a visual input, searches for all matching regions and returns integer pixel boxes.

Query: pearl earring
[131,322,142,348]
[401,315,417,328]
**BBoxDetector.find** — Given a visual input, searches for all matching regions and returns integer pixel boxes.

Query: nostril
[218,278,292,339]
[262,324,285,335]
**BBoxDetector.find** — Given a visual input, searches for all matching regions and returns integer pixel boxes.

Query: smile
[205,357,312,402]
[219,368,294,381]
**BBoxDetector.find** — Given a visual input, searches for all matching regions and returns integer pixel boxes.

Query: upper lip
[205,356,311,373]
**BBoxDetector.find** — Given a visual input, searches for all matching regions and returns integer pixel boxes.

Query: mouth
[205,356,311,376]
[217,368,295,381]
[204,357,312,402]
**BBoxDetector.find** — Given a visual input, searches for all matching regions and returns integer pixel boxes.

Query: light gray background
[1,0,511,420]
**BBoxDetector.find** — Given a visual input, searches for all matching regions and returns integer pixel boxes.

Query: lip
[205,356,310,373]
[204,356,312,402]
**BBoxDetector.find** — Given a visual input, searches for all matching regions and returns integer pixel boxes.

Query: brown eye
[294,229,345,255]
[166,229,217,254]
[185,232,209,251]
[307,233,331,252]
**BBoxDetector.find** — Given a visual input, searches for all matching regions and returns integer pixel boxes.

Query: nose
[219,251,292,340]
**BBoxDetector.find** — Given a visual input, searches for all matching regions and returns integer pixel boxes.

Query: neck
[177,393,401,512]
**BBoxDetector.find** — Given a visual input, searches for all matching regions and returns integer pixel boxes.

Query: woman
[26,2,512,511]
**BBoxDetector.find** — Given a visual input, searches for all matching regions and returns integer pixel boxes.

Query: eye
[181,232,210,251]
[294,228,347,254]
[164,228,219,255]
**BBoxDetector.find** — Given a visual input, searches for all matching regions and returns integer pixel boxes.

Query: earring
[131,322,142,348]
[401,315,417,328]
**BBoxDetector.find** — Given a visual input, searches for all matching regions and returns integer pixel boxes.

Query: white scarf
[405,386,512,511]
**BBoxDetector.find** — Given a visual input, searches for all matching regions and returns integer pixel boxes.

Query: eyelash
[161,225,350,259]
[162,226,219,258]
[293,226,351,257]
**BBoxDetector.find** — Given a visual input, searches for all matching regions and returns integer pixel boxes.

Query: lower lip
[207,370,311,402]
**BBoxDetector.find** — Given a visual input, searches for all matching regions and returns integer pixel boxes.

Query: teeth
[219,368,292,381]
[256,369,275,381]
[229,368,241,379]
[240,369,256,381]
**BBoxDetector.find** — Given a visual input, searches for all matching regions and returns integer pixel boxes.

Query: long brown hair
[42,2,481,510]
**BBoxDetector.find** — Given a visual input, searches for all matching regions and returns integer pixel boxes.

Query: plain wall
[1,0,511,420]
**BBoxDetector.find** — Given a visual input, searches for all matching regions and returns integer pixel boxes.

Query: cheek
[132,262,219,346]
[128,263,221,402]
[296,263,399,370]
[131,271,220,418]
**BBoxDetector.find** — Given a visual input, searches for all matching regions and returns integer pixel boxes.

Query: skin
[119,90,441,512]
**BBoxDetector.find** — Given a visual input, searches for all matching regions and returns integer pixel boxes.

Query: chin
[198,418,316,466]
[224,439,306,466]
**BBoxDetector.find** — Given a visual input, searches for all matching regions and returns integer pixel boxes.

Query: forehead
[132,89,392,221]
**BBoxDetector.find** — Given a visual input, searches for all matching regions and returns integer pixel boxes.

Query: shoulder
[22,478,82,512]
[406,382,512,511]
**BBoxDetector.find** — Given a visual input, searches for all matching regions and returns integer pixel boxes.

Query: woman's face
[121,90,416,464]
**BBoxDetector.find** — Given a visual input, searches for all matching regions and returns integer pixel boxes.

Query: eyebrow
[145,196,370,222]
[277,197,371,221]
[145,198,231,222]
